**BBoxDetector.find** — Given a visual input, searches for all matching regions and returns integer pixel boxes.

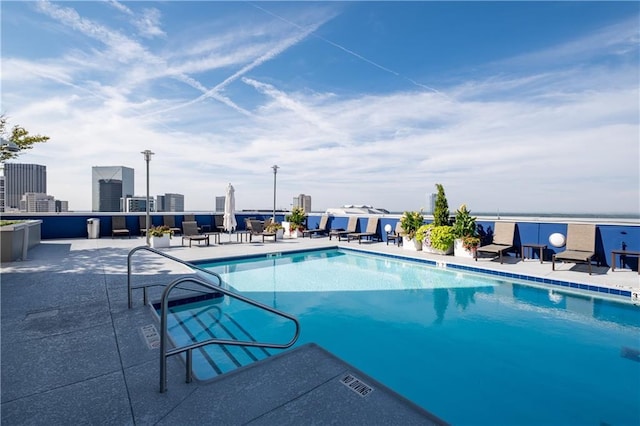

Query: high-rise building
[293,193,312,213]
[215,196,225,213]
[426,193,436,214]
[2,163,46,212]
[123,196,156,212]
[92,166,134,212]
[157,193,184,212]
[55,200,69,212]
[20,192,55,212]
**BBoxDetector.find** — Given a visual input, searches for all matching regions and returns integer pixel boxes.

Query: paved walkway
[1,235,638,425]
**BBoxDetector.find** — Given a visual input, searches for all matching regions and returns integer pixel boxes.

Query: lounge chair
[552,223,598,275]
[181,221,209,247]
[475,221,515,264]
[163,215,182,236]
[184,214,201,232]
[111,216,130,238]
[347,217,381,244]
[302,215,329,238]
[213,215,225,232]
[386,222,404,246]
[138,215,148,237]
[248,220,276,243]
[329,217,359,241]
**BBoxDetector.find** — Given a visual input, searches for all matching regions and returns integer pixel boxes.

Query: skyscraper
[215,196,225,213]
[2,163,47,212]
[293,193,312,213]
[92,166,134,212]
[156,193,184,212]
[426,193,436,214]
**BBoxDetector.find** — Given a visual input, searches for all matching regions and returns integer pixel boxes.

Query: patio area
[1,234,638,424]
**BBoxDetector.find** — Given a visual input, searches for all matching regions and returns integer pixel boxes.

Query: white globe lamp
[549,233,566,248]
[384,224,392,233]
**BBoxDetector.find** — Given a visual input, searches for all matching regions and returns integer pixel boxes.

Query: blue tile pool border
[191,246,634,301]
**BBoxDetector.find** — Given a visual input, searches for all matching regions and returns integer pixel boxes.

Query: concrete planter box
[1,220,42,262]
[453,238,475,258]
[402,236,422,251]
[282,222,302,239]
[150,234,171,248]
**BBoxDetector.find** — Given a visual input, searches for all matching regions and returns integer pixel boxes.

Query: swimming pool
[184,248,640,425]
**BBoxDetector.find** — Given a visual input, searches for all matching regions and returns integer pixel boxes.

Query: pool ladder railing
[127,245,225,309]
[126,246,301,393]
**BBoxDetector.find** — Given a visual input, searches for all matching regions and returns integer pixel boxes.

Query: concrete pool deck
[1,234,638,424]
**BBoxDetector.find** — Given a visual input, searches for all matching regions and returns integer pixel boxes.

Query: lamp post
[271,165,279,222]
[141,150,154,246]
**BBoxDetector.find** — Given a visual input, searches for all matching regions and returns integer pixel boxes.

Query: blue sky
[2,1,638,214]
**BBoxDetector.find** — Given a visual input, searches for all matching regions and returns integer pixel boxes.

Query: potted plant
[400,210,424,251]
[421,184,454,254]
[265,222,284,240]
[149,225,173,248]
[418,223,455,255]
[452,204,479,258]
[283,207,306,238]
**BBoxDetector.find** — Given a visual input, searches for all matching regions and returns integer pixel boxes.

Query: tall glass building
[92,166,134,212]
[1,163,47,212]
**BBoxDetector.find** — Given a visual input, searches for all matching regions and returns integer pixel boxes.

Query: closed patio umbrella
[223,183,237,239]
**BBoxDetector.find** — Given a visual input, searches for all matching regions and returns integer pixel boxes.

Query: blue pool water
[188,249,640,425]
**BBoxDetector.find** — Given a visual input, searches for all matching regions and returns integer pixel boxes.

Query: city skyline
[1,2,638,214]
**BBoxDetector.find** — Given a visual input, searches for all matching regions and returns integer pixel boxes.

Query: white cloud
[1,3,637,214]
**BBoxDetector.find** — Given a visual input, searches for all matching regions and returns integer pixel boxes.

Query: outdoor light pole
[142,150,155,246]
[271,165,279,222]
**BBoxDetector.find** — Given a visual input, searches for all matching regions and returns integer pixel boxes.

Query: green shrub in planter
[400,210,424,240]
[417,223,456,251]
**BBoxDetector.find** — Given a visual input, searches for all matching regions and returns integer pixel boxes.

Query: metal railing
[127,245,224,308]
[159,275,300,392]
[126,245,301,393]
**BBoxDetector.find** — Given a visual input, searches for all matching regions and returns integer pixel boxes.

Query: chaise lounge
[347,217,381,244]
[475,221,516,264]
[552,223,598,275]
[248,220,277,243]
[302,215,329,238]
[329,216,359,241]
[181,221,209,247]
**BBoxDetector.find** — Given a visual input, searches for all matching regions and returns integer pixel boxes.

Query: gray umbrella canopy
[223,183,237,232]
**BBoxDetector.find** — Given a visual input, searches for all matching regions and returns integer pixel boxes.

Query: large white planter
[402,236,422,251]
[423,242,454,255]
[454,238,475,258]
[150,234,171,248]
[282,222,302,239]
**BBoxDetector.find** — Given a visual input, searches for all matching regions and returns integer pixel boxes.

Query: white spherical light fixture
[384,224,392,233]
[549,233,566,248]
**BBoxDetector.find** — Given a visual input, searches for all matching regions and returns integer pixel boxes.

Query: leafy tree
[433,183,449,226]
[0,115,50,162]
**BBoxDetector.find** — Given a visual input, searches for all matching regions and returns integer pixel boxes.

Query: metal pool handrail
[126,245,224,308]
[159,275,301,393]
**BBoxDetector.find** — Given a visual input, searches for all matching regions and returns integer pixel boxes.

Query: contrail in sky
[249,2,445,95]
